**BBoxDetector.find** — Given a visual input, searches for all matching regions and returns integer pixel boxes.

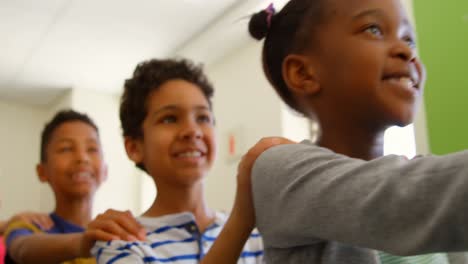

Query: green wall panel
[414,0,468,154]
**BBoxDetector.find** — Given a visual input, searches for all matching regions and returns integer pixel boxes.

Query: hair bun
[248,10,271,40]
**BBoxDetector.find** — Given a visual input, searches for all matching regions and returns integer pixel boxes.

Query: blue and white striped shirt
[92,212,264,264]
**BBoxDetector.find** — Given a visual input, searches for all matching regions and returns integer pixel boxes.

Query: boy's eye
[87,146,99,153]
[365,24,383,37]
[197,114,213,124]
[58,147,72,152]
[161,115,177,124]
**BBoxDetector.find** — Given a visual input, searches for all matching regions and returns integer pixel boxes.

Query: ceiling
[0,0,257,106]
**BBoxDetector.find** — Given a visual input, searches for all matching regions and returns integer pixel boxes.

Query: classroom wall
[0,99,48,219]
[1,0,430,216]
[0,88,142,219]
[414,1,468,154]
[202,41,310,211]
[69,88,141,216]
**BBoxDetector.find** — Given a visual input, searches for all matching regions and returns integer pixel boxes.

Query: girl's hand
[200,137,295,264]
[79,209,146,257]
[233,137,296,230]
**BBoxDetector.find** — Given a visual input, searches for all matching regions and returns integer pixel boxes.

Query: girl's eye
[403,35,416,48]
[365,24,383,37]
[161,115,177,124]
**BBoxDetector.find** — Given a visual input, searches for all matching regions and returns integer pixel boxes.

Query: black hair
[120,58,214,171]
[249,0,327,114]
[40,110,99,162]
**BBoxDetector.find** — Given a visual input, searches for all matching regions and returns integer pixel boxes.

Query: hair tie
[265,3,276,28]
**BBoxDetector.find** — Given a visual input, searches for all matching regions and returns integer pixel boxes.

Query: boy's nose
[180,122,203,140]
[75,149,90,163]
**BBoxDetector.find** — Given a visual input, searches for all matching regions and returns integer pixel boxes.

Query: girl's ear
[282,54,320,96]
[124,137,144,164]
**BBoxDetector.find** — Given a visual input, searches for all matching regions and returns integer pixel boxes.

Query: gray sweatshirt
[252,141,468,263]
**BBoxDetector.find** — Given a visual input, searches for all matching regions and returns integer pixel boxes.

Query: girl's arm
[252,141,468,255]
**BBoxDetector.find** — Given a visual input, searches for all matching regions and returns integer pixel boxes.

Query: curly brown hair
[119,58,214,140]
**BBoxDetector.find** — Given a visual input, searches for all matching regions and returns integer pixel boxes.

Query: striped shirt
[92,212,264,264]
[378,251,449,264]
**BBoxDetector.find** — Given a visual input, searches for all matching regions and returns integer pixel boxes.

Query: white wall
[0,99,48,219]
[205,42,282,211]
[199,41,309,211]
[70,88,141,216]
[281,105,311,142]
[0,88,143,220]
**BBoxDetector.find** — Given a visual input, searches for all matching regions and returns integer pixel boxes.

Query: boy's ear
[124,137,144,164]
[101,162,109,183]
[282,54,320,96]
[36,163,49,183]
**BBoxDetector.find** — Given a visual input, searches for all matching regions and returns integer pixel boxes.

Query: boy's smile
[172,146,208,166]
[70,170,95,184]
[37,121,107,199]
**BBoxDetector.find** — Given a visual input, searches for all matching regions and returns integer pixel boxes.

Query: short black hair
[40,110,99,162]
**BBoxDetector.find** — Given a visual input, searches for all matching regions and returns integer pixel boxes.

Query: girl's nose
[391,39,416,62]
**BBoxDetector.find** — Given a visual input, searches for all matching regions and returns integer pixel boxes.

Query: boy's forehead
[49,121,99,143]
[147,81,210,112]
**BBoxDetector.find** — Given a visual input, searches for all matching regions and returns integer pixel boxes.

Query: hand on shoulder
[79,209,146,257]
[238,137,296,187]
[232,137,296,230]
[1,211,53,234]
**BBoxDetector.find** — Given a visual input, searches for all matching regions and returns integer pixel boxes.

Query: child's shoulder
[3,220,43,247]
[253,140,336,172]
[259,139,332,158]
[48,213,84,234]
[137,212,197,236]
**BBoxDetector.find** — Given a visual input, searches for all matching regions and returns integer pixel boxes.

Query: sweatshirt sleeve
[251,141,468,256]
